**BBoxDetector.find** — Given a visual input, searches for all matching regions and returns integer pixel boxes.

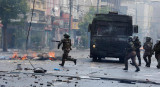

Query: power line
[26,0,36,51]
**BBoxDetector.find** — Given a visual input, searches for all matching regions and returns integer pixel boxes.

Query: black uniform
[58,34,76,66]
[133,38,141,66]
[153,41,160,69]
[123,37,140,72]
[143,38,153,67]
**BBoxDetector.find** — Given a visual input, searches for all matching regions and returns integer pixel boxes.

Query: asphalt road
[0,49,160,87]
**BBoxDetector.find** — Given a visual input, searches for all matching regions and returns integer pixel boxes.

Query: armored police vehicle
[88,12,138,62]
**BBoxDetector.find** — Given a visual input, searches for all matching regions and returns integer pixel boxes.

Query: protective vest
[143,42,152,51]
[126,42,135,53]
[133,40,141,50]
[154,43,160,54]
[62,38,71,50]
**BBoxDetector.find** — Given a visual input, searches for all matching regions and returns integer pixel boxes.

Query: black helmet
[156,39,160,44]
[146,37,151,42]
[128,36,133,42]
[63,33,70,38]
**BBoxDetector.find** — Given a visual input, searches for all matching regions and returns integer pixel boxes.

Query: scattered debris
[77,77,81,80]
[9,75,19,77]
[54,68,60,71]
[0,85,5,87]
[68,77,73,80]
[47,82,54,86]
[66,69,69,71]
[0,71,7,73]
[119,80,136,84]
[146,79,150,81]
[89,72,97,74]
[79,76,90,79]
[34,81,38,83]
[0,74,5,76]
[40,83,43,85]
[33,67,47,73]
[104,73,107,75]
[16,64,22,70]
[24,68,32,70]
[17,77,21,80]
[90,78,101,80]
[3,78,7,80]
[55,80,62,82]
[62,80,71,83]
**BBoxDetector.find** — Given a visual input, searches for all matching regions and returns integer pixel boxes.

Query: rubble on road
[0,51,59,61]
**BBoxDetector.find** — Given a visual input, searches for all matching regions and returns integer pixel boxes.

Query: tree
[0,0,28,51]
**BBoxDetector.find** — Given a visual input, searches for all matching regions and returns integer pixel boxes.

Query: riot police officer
[153,39,160,69]
[58,33,77,66]
[133,36,141,66]
[143,37,153,67]
[123,36,140,72]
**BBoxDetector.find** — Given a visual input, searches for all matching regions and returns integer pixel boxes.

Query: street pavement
[0,49,160,87]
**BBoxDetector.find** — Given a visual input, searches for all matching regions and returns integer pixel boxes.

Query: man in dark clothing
[123,36,140,72]
[58,33,77,66]
[133,36,141,66]
[143,37,153,67]
[153,40,160,69]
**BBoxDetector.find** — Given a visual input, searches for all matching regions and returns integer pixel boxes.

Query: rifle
[51,40,60,42]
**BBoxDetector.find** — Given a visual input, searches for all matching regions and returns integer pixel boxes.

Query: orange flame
[12,52,18,59]
[21,54,27,60]
[48,52,55,60]
[32,52,37,58]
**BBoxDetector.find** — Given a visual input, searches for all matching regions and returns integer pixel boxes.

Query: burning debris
[9,51,56,61]
[12,51,19,59]
[48,52,55,60]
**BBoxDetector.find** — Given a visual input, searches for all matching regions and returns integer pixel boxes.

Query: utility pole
[69,0,72,35]
[97,0,99,13]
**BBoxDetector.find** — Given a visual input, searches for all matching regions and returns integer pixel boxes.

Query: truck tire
[98,57,102,62]
[92,57,98,62]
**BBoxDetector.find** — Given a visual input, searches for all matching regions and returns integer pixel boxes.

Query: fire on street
[0,50,160,87]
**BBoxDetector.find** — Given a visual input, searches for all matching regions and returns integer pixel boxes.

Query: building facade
[27,0,47,49]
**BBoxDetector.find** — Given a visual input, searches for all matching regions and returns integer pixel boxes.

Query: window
[96,22,127,36]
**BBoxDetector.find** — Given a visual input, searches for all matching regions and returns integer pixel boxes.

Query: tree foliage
[0,0,28,23]
[0,0,28,51]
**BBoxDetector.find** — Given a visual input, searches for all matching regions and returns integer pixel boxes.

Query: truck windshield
[96,24,127,36]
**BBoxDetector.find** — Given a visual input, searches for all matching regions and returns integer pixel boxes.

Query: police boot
[74,59,77,65]
[123,68,128,70]
[145,63,149,67]
[157,65,160,69]
[146,63,150,67]
[59,64,64,66]
[59,59,65,67]
[135,68,140,72]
